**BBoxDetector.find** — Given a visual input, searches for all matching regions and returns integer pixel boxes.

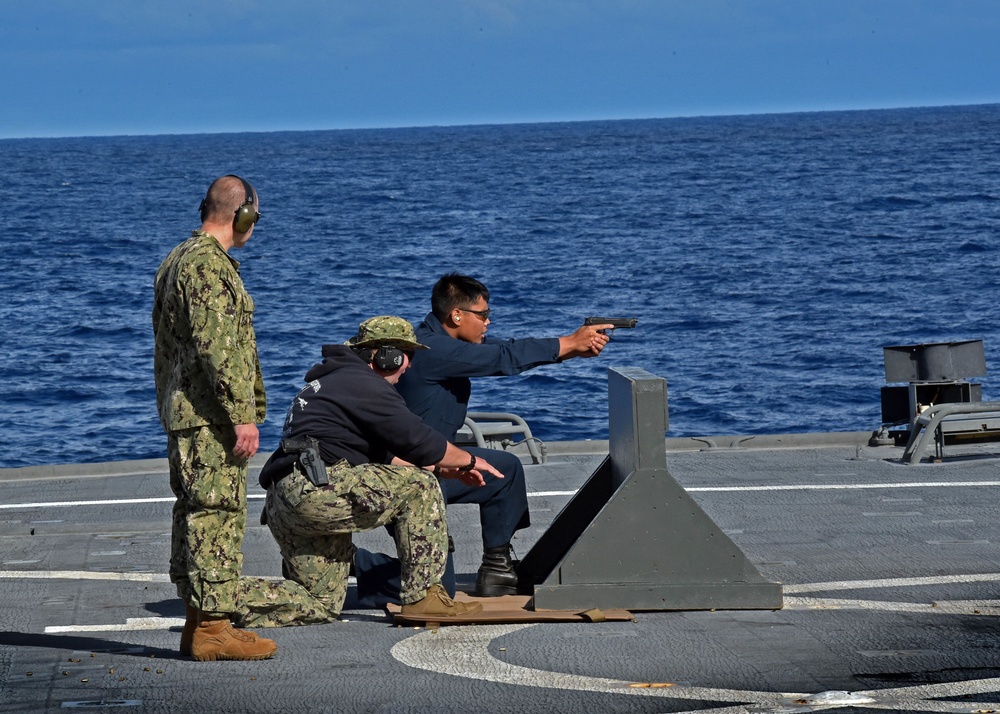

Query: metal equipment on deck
[901,400,1000,463]
[877,340,1000,463]
[455,411,545,464]
[517,366,784,611]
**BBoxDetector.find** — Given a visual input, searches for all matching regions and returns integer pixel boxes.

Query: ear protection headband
[198,175,260,233]
[230,175,260,233]
[372,345,406,372]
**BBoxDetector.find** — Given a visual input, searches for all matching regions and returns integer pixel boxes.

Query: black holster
[281,436,329,487]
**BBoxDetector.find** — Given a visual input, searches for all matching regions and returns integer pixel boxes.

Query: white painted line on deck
[688,480,1000,492]
[4,480,1000,510]
[391,623,789,704]
[532,480,1000,498]
[784,572,1000,594]
[45,617,184,633]
[0,495,264,510]
[0,497,177,509]
[15,570,1000,628]
[390,624,1000,711]
[784,596,1000,615]
[0,570,170,582]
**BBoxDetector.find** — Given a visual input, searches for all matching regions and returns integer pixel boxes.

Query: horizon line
[2,101,997,142]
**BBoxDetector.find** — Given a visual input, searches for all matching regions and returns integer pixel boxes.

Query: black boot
[475,544,519,597]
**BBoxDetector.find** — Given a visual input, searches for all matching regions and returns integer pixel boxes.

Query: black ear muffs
[231,175,260,233]
[372,345,405,371]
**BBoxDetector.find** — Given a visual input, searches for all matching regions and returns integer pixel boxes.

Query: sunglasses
[458,307,491,320]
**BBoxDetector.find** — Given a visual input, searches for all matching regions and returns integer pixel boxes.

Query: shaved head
[199,175,255,224]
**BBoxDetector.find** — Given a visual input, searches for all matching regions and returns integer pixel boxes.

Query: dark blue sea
[2,105,999,468]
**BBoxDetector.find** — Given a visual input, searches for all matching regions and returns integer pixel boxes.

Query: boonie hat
[346,315,429,351]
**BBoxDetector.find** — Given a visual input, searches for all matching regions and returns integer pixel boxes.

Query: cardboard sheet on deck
[388,592,634,627]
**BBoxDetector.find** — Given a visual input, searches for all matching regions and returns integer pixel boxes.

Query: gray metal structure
[878,340,1000,464]
[518,366,784,611]
[457,411,545,463]
[883,340,987,383]
[880,340,987,427]
[901,400,1000,464]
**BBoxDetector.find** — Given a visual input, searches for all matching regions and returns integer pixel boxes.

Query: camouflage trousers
[265,461,448,608]
[169,425,335,627]
[230,575,337,629]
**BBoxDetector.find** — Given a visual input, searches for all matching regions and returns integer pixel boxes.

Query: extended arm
[391,442,503,488]
[557,323,612,359]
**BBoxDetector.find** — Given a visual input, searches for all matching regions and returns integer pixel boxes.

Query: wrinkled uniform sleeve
[188,259,265,425]
[396,313,560,441]
[423,334,561,378]
[153,234,265,431]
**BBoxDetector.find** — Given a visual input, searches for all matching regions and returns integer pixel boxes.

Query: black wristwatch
[456,453,477,472]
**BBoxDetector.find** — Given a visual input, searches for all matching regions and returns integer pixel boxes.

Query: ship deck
[5,433,1000,713]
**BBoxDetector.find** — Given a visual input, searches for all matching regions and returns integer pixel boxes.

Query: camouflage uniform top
[152,230,266,432]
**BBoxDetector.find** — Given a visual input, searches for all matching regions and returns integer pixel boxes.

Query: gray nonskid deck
[4,435,1000,712]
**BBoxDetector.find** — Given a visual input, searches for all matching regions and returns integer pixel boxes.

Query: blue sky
[2,1,998,139]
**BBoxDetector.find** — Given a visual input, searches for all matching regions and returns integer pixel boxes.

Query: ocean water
[2,104,999,468]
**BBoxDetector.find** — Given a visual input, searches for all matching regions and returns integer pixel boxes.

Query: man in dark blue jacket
[395,274,611,596]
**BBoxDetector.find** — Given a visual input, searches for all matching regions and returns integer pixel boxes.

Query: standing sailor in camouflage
[154,176,330,661]
[258,316,505,619]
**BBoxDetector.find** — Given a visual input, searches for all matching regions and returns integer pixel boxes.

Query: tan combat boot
[400,584,483,618]
[190,618,277,662]
[179,603,198,656]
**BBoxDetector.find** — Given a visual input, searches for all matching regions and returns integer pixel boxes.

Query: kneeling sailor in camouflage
[258,316,504,618]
